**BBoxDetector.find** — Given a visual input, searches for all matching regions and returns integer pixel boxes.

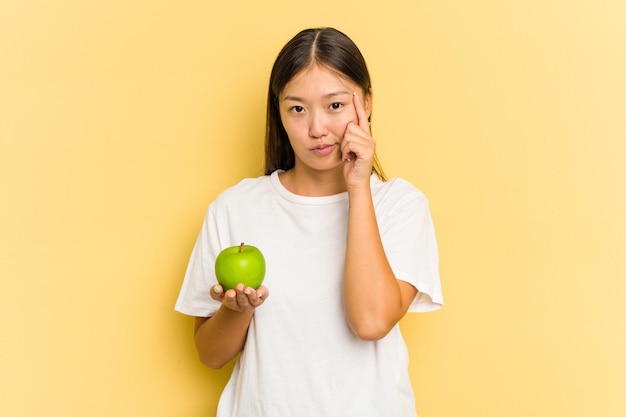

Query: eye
[329,102,343,110]
[290,105,305,113]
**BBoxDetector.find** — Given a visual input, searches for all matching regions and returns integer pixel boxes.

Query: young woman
[176,27,443,417]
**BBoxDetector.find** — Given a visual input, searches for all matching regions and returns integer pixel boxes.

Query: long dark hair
[264,27,386,181]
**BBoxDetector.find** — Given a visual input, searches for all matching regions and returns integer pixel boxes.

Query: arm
[341,92,417,340]
[343,185,417,340]
[193,284,268,369]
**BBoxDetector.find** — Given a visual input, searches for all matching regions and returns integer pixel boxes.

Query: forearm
[343,184,409,340]
[194,307,254,369]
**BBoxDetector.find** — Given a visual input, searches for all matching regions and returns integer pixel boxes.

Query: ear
[364,88,373,120]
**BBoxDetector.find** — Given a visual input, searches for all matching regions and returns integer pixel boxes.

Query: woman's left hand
[341,92,375,188]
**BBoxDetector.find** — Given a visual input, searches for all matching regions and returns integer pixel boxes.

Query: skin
[193,64,417,369]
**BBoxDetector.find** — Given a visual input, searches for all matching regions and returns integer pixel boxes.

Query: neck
[279,166,346,196]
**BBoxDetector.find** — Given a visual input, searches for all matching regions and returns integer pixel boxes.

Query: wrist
[347,181,372,198]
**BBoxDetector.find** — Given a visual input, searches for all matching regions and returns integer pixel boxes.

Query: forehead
[281,65,356,98]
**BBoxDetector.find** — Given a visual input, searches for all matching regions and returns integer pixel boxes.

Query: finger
[342,122,362,162]
[341,133,355,162]
[235,284,251,307]
[342,148,356,163]
[353,92,370,132]
[250,286,269,306]
[258,285,270,300]
[342,123,370,162]
[219,285,244,310]
[210,284,225,300]
[246,290,262,307]
[222,288,238,308]
[255,286,269,300]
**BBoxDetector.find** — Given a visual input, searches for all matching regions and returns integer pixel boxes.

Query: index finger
[353,91,370,131]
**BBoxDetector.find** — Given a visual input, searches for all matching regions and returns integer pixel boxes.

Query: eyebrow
[282,90,352,102]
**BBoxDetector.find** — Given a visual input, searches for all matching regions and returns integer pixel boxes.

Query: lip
[310,143,337,156]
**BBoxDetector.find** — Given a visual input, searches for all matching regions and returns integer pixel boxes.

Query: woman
[176,27,443,417]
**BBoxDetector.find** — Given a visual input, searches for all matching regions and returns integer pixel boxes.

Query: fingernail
[213,286,222,294]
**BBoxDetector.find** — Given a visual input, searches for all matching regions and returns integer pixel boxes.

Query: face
[279,65,371,175]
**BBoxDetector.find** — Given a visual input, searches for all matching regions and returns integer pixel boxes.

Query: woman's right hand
[195,284,269,368]
[210,283,269,312]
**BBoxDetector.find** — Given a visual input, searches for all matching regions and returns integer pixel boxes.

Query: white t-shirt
[175,171,443,417]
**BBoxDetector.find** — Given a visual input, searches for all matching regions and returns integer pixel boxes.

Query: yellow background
[1,1,625,416]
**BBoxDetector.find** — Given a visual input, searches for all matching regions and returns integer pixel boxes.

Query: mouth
[310,143,338,156]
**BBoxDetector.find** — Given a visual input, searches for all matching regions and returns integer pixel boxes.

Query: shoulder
[371,175,428,207]
[214,175,273,203]
[204,175,273,218]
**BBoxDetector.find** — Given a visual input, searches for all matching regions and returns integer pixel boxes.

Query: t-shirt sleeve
[378,181,443,312]
[174,206,223,317]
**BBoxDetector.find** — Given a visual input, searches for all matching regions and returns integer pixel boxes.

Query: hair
[264,27,387,181]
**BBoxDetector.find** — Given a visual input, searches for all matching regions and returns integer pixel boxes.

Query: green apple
[215,242,266,291]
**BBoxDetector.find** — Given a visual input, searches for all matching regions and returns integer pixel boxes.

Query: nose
[308,112,328,138]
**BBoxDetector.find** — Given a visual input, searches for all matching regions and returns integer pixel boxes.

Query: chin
[313,162,344,174]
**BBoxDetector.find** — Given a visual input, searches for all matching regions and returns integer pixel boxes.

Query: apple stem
[239,242,244,253]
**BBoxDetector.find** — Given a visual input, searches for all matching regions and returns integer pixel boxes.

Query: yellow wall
[1,1,625,416]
